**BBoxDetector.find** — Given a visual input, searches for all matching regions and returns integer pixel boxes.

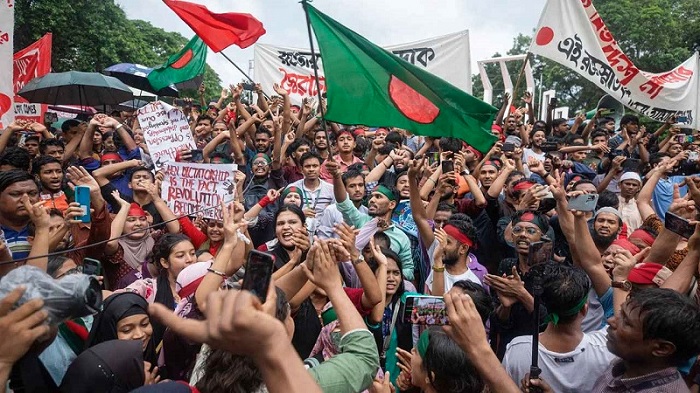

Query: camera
[0,266,103,325]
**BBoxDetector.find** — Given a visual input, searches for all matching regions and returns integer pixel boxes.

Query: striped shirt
[2,225,31,260]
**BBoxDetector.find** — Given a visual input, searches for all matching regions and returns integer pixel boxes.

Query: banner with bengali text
[14,33,51,123]
[254,30,471,105]
[161,162,237,219]
[137,101,196,170]
[530,0,700,126]
[0,1,14,128]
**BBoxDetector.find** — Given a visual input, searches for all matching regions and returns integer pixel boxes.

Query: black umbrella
[103,63,179,97]
[113,99,150,111]
[17,71,134,107]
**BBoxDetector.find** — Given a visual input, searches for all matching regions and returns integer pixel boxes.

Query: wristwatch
[611,280,632,291]
[351,255,366,266]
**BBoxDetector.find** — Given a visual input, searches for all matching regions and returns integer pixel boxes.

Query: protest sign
[137,101,196,170]
[0,1,14,128]
[530,0,700,126]
[254,30,471,104]
[161,162,237,219]
[13,33,51,123]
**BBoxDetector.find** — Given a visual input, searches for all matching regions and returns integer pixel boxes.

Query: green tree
[13,0,221,98]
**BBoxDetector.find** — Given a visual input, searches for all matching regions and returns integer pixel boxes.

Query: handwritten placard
[161,162,237,219]
[137,101,196,169]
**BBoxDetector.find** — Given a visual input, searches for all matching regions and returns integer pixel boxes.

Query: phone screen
[82,258,102,276]
[665,212,696,239]
[502,143,515,152]
[403,296,448,325]
[74,186,91,223]
[190,149,204,162]
[242,251,275,302]
[541,143,558,153]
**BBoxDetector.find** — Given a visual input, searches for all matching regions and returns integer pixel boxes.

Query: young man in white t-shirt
[424,219,482,295]
[502,262,616,393]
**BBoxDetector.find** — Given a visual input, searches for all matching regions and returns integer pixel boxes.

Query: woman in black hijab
[86,292,157,365]
[60,340,147,393]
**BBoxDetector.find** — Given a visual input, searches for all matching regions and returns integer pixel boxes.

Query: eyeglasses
[252,161,268,167]
[512,225,541,236]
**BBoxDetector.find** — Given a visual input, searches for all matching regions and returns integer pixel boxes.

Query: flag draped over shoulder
[163,0,266,52]
[148,36,207,91]
[305,4,498,153]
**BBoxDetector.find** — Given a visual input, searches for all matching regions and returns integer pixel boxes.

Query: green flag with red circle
[148,35,207,91]
[306,4,498,153]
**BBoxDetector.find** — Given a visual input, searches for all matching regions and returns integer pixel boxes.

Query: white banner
[161,162,237,220]
[137,101,196,170]
[0,1,14,128]
[254,30,471,104]
[530,0,699,126]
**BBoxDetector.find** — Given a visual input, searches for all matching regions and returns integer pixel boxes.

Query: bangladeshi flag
[148,36,207,91]
[306,5,498,153]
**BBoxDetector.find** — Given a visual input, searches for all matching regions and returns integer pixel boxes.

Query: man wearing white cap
[618,171,643,231]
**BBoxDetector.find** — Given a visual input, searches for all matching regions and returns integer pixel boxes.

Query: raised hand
[22,195,49,230]
[66,166,100,194]
[272,83,288,97]
[0,287,51,368]
[407,156,426,179]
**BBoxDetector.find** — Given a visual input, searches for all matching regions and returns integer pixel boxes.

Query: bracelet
[428,178,437,185]
[115,124,124,131]
[432,265,445,273]
[207,268,227,279]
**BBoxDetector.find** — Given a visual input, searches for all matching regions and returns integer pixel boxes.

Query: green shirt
[337,197,415,280]
[308,329,380,393]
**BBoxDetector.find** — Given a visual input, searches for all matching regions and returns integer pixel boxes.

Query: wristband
[207,268,227,279]
[115,124,124,131]
[432,265,445,273]
[258,195,272,208]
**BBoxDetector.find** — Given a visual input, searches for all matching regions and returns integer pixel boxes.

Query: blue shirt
[652,175,687,220]
[2,224,30,260]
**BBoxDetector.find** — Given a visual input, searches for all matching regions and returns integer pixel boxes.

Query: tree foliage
[473,0,700,116]
[13,0,222,100]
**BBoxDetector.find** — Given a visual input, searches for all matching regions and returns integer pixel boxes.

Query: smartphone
[441,159,454,174]
[402,295,448,325]
[190,149,204,162]
[527,240,553,266]
[689,151,699,161]
[622,158,641,172]
[242,82,255,91]
[82,258,102,276]
[541,142,558,152]
[676,135,686,144]
[502,143,515,152]
[665,212,696,239]
[74,185,91,223]
[242,250,275,302]
[428,152,440,166]
[678,115,689,124]
[567,193,599,212]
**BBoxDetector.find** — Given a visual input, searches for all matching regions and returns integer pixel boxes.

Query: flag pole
[218,51,270,100]
[300,0,327,130]
[511,52,531,108]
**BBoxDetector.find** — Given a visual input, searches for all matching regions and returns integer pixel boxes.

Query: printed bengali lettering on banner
[254,30,471,104]
[530,0,700,126]
[13,33,52,123]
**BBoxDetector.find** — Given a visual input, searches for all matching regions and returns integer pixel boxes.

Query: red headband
[101,152,123,162]
[483,159,501,170]
[611,238,640,255]
[629,229,655,246]
[443,224,474,248]
[512,181,536,192]
[628,263,666,286]
[337,130,354,140]
[466,146,483,160]
[128,202,147,217]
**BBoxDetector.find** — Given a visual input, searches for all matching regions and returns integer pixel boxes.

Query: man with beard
[320,130,361,181]
[316,169,367,240]
[312,129,330,161]
[591,207,622,253]
[364,146,411,188]
[617,172,643,232]
[330,163,414,280]
[424,217,482,296]
[32,156,69,213]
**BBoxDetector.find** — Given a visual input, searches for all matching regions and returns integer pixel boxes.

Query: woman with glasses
[485,210,551,359]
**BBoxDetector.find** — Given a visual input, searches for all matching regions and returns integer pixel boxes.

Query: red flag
[163,0,265,52]
[14,33,52,122]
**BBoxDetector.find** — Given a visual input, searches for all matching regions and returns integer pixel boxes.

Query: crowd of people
[0,82,700,393]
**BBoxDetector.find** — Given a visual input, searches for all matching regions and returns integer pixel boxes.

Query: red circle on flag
[388,75,439,124]
[535,27,554,46]
[0,94,11,118]
[171,49,194,69]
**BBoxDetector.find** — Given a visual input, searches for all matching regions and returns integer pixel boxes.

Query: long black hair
[421,328,485,393]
